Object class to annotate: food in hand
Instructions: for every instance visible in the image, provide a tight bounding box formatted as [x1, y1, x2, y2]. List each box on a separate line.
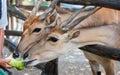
[6, 54, 25, 70]
[8, 58, 25, 70]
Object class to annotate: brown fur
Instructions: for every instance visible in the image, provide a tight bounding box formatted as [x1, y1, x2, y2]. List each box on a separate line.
[74, 8, 120, 29]
[23, 16, 39, 30]
[18, 7, 120, 75]
[47, 7, 120, 75]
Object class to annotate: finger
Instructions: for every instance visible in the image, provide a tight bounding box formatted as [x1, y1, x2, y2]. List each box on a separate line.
[1, 63, 13, 69]
[0, 59, 11, 63]
[0, 62, 13, 69]
[5, 64, 13, 69]
[3, 59, 11, 63]
[0, 63, 7, 69]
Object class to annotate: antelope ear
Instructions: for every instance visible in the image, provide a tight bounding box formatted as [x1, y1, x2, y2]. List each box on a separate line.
[45, 10, 60, 26]
[46, 12, 56, 24]
[68, 30, 80, 40]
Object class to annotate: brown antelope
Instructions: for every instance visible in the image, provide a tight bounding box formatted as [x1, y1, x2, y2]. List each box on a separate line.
[13, 0, 120, 75]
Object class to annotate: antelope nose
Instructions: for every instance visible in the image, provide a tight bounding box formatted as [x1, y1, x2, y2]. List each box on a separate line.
[23, 53, 29, 59]
[23, 51, 29, 59]
[13, 52, 19, 58]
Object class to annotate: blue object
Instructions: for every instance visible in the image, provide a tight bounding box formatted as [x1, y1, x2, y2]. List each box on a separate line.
[0, 68, 8, 75]
[61, 3, 82, 9]
[61, 3, 95, 10]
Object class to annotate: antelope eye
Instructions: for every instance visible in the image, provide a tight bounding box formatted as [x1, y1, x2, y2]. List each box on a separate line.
[48, 37, 58, 42]
[32, 28, 41, 33]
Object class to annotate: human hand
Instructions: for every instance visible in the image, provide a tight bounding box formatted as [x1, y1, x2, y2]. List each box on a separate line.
[0, 58, 13, 69]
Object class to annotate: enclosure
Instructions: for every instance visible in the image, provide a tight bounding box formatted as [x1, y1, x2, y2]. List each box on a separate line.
[2, 0, 120, 75]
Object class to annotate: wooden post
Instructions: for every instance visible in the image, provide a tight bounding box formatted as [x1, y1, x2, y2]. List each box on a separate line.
[59, 0, 120, 10]
[79, 44, 120, 61]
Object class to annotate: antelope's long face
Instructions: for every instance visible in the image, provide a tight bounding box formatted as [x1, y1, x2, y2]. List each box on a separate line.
[15, 4, 99, 66]
[16, 16, 47, 64]
[18, 16, 46, 53]
[18, 28, 80, 66]
[15, 12, 61, 66]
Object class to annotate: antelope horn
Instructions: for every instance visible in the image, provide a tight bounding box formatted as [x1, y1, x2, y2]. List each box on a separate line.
[29, 0, 43, 17]
[39, 0, 59, 20]
[60, 6, 86, 28]
[62, 7, 101, 31]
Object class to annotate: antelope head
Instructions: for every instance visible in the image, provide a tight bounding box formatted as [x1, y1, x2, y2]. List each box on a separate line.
[14, 0, 101, 67]
[13, 0, 61, 65]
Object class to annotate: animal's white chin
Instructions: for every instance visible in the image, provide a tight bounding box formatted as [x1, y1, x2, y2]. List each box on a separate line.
[25, 59, 42, 67]
[28, 60, 40, 66]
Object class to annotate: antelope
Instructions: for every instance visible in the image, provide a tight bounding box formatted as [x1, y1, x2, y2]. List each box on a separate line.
[13, 0, 120, 75]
